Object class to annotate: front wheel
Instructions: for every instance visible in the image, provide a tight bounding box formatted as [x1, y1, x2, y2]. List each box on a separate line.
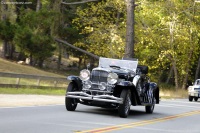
[189, 95, 193, 102]
[65, 82, 78, 111]
[118, 89, 131, 118]
[145, 105, 155, 113]
[194, 97, 198, 102]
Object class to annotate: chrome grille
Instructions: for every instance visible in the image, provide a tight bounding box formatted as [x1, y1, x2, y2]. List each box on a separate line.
[194, 88, 200, 91]
[90, 70, 108, 83]
[91, 84, 99, 90]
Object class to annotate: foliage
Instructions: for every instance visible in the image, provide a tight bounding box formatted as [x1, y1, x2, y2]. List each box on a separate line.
[73, 0, 126, 58]
[1, 0, 200, 89]
[14, 8, 56, 66]
[0, 20, 16, 41]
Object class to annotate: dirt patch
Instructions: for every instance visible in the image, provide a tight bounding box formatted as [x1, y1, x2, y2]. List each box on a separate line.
[0, 94, 64, 107]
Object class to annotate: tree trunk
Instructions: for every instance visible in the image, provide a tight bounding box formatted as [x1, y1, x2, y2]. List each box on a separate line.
[38, 58, 44, 68]
[5, 43, 15, 59]
[57, 43, 62, 70]
[55, 38, 99, 59]
[1, 0, 8, 59]
[165, 65, 173, 84]
[29, 54, 33, 66]
[172, 59, 179, 90]
[2, 40, 8, 58]
[124, 0, 135, 58]
[78, 57, 82, 69]
[36, 0, 41, 12]
[182, 49, 193, 90]
[1, 0, 7, 21]
[195, 56, 200, 80]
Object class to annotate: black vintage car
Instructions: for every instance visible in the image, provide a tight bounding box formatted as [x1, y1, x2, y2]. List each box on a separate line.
[65, 57, 159, 118]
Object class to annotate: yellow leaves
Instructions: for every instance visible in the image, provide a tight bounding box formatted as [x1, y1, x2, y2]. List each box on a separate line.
[84, 26, 94, 33]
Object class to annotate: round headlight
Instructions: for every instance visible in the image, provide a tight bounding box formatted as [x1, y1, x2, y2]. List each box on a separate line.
[107, 73, 118, 84]
[80, 69, 90, 81]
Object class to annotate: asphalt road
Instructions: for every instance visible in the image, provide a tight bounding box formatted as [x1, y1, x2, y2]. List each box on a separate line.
[0, 99, 200, 133]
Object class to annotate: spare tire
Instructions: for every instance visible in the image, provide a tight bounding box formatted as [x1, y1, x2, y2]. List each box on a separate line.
[137, 65, 148, 74]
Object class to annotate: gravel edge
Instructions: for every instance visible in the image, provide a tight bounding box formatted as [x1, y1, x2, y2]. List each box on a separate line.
[0, 94, 64, 107]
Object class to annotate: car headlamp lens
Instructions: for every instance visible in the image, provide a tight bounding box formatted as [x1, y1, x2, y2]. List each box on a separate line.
[80, 69, 90, 81]
[107, 73, 118, 84]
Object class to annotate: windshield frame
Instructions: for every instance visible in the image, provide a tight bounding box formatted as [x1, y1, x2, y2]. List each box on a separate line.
[99, 57, 138, 72]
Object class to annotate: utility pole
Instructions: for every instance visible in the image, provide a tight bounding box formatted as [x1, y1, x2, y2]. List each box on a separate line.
[124, 0, 135, 58]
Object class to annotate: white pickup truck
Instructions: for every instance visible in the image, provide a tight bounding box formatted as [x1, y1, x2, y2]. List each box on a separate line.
[188, 79, 200, 102]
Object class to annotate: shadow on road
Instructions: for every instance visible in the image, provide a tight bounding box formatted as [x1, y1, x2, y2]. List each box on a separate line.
[74, 106, 161, 119]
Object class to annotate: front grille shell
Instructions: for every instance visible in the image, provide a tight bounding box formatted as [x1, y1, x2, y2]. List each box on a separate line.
[90, 70, 109, 83]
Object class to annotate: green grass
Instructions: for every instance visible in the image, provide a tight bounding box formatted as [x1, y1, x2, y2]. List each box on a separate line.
[0, 58, 73, 95]
[0, 58, 66, 77]
[0, 77, 69, 87]
[0, 87, 66, 95]
[160, 89, 188, 99]
[159, 83, 188, 99]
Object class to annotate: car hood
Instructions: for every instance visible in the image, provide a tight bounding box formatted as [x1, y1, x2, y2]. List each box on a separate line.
[92, 67, 132, 78]
[193, 85, 200, 88]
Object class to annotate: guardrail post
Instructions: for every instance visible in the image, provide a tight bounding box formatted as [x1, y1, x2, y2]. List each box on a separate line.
[16, 78, 20, 89]
[37, 79, 41, 86]
[54, 81, 57, 87]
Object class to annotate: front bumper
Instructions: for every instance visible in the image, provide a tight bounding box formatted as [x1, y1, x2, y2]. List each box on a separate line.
[189, 92, 200, 97]
[66, 92, 123, 104]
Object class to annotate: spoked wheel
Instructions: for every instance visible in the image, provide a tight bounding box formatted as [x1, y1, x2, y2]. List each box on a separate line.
[194, 97, 198, 102]
[65, 82, 78, 111]
[189, 95, 193, 102]
[145, 105, 155, 113]
[145, 94, 155, 114]
[118, 89, 131, 118]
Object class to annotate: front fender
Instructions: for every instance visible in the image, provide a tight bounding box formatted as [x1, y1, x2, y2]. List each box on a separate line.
[149, 82, 159, 104]
[117, 81, 134, 86]
[116, 81, 140, 106]
[67, 76, 82, 90]
[132, 75, 140, 87]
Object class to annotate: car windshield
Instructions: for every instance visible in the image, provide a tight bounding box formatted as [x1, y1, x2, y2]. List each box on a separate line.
[99, 57, 138, 72]
[195, 80, 200, 85]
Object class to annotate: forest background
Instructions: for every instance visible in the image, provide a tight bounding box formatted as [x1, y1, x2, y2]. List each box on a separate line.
[0, 0, 200, 91]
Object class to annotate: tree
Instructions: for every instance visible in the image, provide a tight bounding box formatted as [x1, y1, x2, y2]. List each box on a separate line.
[14, 8, 56, 67]
[1, 0, 7, 58]
[0, 20, 16, 59]
[124, 0, 135, 58]
[73, 0, 126, 58]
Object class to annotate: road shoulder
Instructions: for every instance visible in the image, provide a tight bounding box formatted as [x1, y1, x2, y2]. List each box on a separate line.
[0, 94, 64, 107]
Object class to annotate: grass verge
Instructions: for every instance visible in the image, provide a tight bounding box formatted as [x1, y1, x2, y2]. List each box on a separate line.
[160, 89, 188, 99]
[159, 83, 188, 99]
